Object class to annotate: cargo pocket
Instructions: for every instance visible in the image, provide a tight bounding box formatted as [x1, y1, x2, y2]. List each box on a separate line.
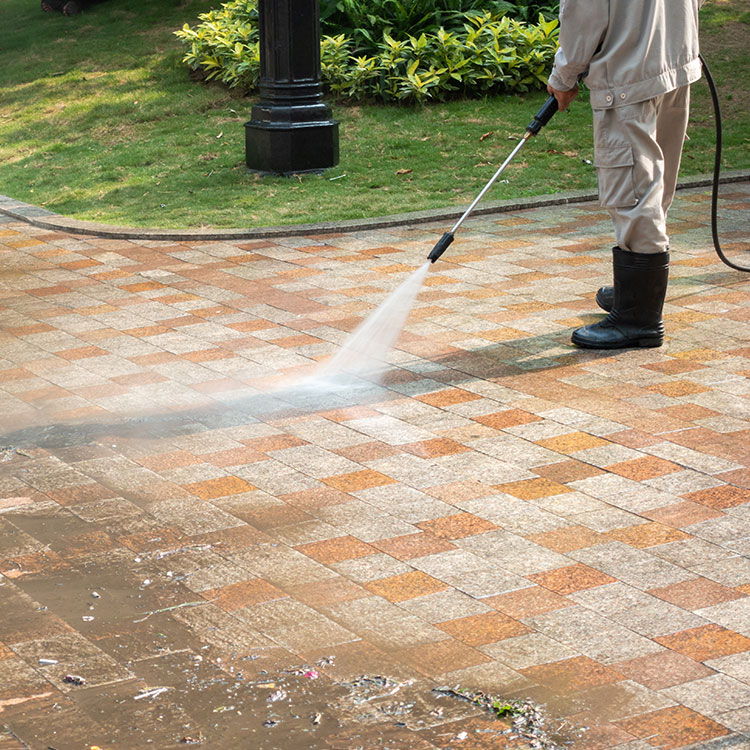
[594, 143, 638, 209]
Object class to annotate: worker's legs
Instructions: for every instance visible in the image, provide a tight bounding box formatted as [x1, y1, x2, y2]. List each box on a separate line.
[596, 97, 665, 253]
[657, 85, 691, 216]
[594, 84, 690, 253]
[574, 89, 689, 348]
[593, 86, 691, 313]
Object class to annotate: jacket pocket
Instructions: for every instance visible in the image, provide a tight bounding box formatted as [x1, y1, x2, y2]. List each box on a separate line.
[594, 143, 638, 208]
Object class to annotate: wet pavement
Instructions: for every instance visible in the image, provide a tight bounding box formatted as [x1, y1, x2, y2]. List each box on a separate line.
[1, 183, 749, 750]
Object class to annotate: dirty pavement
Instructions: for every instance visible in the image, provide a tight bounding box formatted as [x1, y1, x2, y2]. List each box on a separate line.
[1, 184, 749, 749]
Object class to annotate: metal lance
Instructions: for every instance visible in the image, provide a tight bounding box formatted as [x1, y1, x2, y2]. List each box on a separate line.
[428, 95, 559, 263]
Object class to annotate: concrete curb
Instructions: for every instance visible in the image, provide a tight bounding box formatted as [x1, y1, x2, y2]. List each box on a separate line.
[1, 169, 748, 242]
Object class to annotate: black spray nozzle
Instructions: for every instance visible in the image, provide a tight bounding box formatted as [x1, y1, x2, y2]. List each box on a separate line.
[428, 232, 454, 263]
[526, 94, 559, 136]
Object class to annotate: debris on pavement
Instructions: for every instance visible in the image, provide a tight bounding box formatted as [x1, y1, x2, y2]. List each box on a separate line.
[284, 665, 319, 679]
[134, 687, 170, 701]
[133, 599, 214, 623]
[154, 543, 213, 560]
[0, 446, 33, 461]
[433, 686, 564, 750]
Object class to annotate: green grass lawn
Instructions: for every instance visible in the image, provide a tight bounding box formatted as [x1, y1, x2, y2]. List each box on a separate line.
[1, 0, 748, 229]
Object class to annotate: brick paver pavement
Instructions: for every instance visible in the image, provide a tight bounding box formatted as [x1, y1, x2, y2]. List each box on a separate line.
[0, 184, 749, 749]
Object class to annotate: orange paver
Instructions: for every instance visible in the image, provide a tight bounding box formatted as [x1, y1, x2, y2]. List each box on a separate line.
[296, 535, 376, 564]
[184, 476, 257, 499]
[202, 578, 287, 611]
[520, 656, 624, 693]
[322, 469, 396, 491]
[495, 477, 572, 500]
[606, 522, 691, 548]
[437, 611, 531, 645]
[536, 431, 611, 454]
[416, 513, 498, 540]
[528, 563, 618, 595]
[365, 570, 449, 602]
[615, 706, 730, 750]
[656, 624, 750, 662]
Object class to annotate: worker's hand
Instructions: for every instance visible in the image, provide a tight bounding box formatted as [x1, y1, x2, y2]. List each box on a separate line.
[547, 83, 579, 112]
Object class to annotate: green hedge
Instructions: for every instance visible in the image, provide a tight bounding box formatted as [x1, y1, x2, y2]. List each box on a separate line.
[319, 0, 560, 49]
[174, 0, 559, 103]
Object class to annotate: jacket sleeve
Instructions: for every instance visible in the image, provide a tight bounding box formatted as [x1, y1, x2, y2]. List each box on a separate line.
[548, 0, 609, 91]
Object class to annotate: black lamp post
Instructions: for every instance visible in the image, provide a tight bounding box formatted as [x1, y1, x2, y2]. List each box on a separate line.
[245, 0, 339, 174]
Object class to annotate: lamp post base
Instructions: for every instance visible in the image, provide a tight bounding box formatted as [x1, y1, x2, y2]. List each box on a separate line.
[246, 0, 339, 175]
[245, 106, 339, 175]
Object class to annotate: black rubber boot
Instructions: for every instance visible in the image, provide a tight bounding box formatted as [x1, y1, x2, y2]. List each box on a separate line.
[595, 285, 613, 312]
[595, 243, 669, 312]
[572, 247, 669, 349]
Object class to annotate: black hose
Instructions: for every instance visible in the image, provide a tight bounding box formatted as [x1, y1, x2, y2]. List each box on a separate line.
[699, 54, 750, 272]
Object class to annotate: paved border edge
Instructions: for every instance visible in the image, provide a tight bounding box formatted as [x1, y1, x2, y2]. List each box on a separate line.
[1, 169, 748, 242]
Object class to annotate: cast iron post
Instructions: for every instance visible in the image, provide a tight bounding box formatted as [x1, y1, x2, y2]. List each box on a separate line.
[245, 0, 339, 174]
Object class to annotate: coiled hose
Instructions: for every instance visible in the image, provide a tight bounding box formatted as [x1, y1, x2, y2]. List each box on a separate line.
[700, 54, 750, 272]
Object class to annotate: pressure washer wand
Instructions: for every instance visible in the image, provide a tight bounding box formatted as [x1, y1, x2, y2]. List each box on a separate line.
[428, 94, 559, 263]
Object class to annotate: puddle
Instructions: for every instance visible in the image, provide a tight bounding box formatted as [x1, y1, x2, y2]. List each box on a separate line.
[0, 532, 578, 748]
[1, 614, 578, 748]
[46, 662, 574, 749]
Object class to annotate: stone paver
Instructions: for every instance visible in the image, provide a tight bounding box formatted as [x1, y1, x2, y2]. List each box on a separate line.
[0, 184, 749, 748]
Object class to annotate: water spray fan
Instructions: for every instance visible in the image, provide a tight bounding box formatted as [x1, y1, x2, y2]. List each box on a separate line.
[428, 94, 559, 263]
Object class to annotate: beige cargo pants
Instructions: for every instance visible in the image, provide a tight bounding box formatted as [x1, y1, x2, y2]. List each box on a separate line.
[593, 85, 691, 254]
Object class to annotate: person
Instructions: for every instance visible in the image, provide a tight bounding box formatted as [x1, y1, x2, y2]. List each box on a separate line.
[547, 0, 703, 349]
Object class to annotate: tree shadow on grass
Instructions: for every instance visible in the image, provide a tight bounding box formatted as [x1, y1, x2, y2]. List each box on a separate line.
[6, 0, 214, 86]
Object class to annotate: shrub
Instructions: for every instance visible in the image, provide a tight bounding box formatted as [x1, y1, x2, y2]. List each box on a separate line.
[491, 0, 560, 23]
[175, 0, 559, 103]
[319, 0, 559, 48]
[175, 0, 260, 90]
[319, 0, 557, 51]
[321, 13, 559, 103]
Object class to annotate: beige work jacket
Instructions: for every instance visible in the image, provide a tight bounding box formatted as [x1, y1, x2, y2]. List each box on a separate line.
[548, 0, 702, 109]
